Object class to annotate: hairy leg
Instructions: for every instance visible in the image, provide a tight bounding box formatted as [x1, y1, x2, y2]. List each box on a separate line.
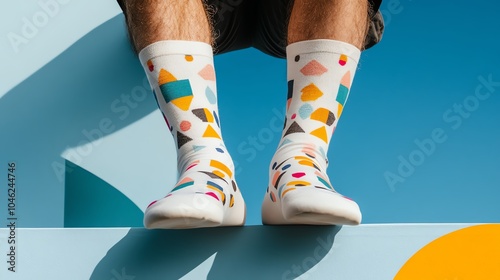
[288, 0, 369, 48]
[124, 0, 213, 52]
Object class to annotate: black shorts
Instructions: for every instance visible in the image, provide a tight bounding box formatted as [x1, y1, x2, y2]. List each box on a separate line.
[117, 0, 384, 58]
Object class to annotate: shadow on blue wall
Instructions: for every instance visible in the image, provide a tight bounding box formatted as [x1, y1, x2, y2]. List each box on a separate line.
[1, 14, 155, 151]
[91, 225, 341, 280]
[0, 15, 157, 226]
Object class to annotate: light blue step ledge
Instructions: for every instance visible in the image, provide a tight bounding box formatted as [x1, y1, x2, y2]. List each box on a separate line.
[0, 224, 479, 279]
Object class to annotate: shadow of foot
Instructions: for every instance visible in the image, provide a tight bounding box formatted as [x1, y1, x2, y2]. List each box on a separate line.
[91, 225, 341, 280]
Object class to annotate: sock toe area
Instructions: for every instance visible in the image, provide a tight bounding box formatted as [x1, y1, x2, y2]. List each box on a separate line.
[144, 193, 224, 229]
[281, 189, 362, 225]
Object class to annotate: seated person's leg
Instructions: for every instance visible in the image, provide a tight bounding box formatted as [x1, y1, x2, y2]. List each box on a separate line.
[123, 0, 246, 229]
[251, 0, 383, 58]
[262, 0, 376, 225]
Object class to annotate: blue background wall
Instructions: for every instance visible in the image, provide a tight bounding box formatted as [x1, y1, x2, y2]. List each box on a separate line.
[1, 0, 499, 227]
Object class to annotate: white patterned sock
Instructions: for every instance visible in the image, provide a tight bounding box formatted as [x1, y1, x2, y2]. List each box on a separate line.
[139, 41, 245, 229]
[262, 39, 362, 225]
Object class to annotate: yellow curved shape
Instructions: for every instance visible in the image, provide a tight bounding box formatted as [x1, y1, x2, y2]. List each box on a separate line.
[286, 180, 310, 186]
[395, 224, 500, 280]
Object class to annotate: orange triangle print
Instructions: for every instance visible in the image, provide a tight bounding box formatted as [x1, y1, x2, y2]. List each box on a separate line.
[203, 125, 221, 139]
[310, 127, 328, 143]
[171, 96, 193, 111]
[204, 108, 214, 123]
[158, 69, 177, 85]
[337, 104, 344, 118]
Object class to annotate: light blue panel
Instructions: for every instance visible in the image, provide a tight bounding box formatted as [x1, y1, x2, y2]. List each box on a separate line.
[0, 224, 480, 279]
[0, 0, 121, 95]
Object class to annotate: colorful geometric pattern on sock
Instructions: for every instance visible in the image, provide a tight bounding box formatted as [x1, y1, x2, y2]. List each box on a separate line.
[147, 157, 240, 210]
[265, 143, 354, 205]
[139, 42, 242, 216]
[275, 54, 355, 172]
[152, 65, 221, 145]
[283, 66, 352, 147]
[263, 40, 361, 225]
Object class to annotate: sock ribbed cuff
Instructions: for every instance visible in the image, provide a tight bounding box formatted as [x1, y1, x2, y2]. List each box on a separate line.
[138, 40, 213, 65]
[286, 39, 361, 64]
